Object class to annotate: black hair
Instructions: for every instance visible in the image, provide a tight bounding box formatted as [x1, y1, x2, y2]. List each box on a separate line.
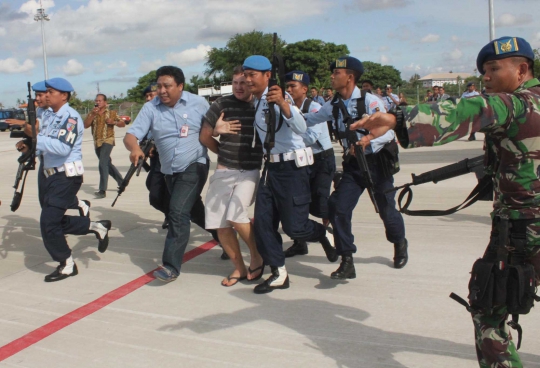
[361, 80, 374, 87]
[345, 69, 362, 84]
[156, 65, 185, 85]
[96, 93, 107, 101]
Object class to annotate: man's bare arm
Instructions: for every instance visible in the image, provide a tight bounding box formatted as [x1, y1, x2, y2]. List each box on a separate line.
[199, 121, 219, 154]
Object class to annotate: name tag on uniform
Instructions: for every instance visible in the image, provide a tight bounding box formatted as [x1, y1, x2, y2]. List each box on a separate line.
[180, 125, 189, 137]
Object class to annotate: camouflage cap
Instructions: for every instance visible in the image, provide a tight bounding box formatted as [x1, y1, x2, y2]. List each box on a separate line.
[476, 36, 534, 75]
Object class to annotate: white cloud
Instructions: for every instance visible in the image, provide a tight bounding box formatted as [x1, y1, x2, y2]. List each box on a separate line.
[0, 58, 35, 73]
[139, 44, 211, 72]
[62, 59, 85, 76]
[352, 0, 412, 12]
[496, 13, 533, 27]
[0, 27, 6, 36]
[421, 34, 440, 43]
[378, 46, 388, 51]
[451, 35, 459, 42]
[8, 0, 327, 59]
[107, 60, 128, 69]
[380, 55, 390, 64]
[532, 31, 540, 48]
[450, 49, 463, 60]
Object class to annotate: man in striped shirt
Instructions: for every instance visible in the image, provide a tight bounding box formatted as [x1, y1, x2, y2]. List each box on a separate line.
[200, 66, 264, 287]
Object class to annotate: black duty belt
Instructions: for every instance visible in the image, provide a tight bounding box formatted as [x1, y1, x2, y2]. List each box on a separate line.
[314, 148, 334, 161]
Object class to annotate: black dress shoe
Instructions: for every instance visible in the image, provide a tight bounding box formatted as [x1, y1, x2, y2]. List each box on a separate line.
[393, 238, 408, 269]
[94, 190, 106, 199]
[91, 220, 112, 253]
[254, 267, 289, 294]
[44, 263, 78, 282]
[284, 240, 308, 258]
[320, 236, 338, 262]
[331, 256, 356, 279]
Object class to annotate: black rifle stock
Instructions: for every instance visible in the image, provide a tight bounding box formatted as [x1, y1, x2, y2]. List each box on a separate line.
[335, 98, 379, 213]
[111, 138, 154, 207]
[11, 82, 37, 212]
[388, 155, 484, 193]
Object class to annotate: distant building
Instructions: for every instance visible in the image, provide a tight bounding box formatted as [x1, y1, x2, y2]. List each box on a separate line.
[198, 81, 233, 102]
[419, 72, 472, 88]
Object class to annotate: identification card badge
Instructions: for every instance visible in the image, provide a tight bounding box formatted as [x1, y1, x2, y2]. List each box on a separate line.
[305, 147, 314, 165]
[74, 160, 84, 175]
[180, 125, 189, 137]
[64, 162, 77, 177]
[294, 148, 308, 167]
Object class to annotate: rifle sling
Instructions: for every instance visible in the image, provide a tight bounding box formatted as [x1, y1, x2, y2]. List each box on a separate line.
[397, 174, 493, 216]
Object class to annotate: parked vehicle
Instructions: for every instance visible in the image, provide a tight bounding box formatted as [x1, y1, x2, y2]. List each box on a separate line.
[0, 109, 26, 132]
[119, 115, 131, 124]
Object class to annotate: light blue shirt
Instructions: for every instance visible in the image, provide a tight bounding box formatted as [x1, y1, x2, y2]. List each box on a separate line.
[383, 93, 399, 111]
[253, 87, 307, 154]
[312, 95, 326, 105]
[36, 102, 84, 168]
[305, 86, 395, 154]
[461, 90, 480, 98]
[128, 91, 209, 175]
[299, 98, 332, 154]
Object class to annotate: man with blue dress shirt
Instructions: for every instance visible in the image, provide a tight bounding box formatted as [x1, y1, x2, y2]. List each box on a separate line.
[462, 82, 481, 141]
[304, 57, 408, 280]
[33, 78, 111, 282]
[383, 84, 399, 111]
[125, 65, 212, 283]
[283, 70, 337, 259]
[242, 56, 336, 294]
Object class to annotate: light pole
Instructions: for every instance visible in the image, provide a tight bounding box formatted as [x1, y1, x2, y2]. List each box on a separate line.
[488, 0, 495, 41]
[34, 6, 50, 80]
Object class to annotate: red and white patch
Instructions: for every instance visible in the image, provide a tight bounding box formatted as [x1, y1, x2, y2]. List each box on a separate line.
[310, 108, 318, 113]
[369, 101, 379, 109]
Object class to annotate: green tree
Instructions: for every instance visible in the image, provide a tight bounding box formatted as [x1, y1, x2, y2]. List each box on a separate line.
[361, 62, 402, 89]
[205, 31, 286, 79]
[69, 91, 84, 110]
[127, 70, 157, 103]
[281, 39, 349, 83]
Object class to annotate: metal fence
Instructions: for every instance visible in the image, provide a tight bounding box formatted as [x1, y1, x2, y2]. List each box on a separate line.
[75, 103, 145, 121]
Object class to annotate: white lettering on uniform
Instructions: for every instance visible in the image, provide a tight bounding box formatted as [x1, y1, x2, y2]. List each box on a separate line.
[58, 129, 66, 137]
[66, 131, 77, 144]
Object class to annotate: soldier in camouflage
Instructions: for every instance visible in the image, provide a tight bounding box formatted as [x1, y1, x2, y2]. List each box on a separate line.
[353, 36, 540, 367]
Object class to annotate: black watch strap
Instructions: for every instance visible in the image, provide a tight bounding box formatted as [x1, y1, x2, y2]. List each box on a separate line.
[391, 108, 409, 148]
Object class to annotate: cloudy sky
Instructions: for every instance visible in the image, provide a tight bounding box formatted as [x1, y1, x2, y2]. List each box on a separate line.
[0, 0, 538, 107]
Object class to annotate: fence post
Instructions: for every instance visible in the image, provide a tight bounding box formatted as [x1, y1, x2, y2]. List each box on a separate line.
[416, 85, 419, 104]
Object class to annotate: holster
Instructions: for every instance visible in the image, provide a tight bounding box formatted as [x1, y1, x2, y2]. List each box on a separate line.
[377, 140, 400, 178]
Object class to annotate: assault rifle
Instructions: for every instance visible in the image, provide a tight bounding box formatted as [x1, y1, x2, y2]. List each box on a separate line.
[388, 155, 492, 216]
[333, 97, 379, 213]
[111, 137, 154, 207]
[11, 82, 37, 212]
[263, 32, 285, 153]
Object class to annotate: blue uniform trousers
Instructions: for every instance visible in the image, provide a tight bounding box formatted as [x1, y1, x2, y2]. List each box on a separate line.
[40, 172, 91, 262]
[38, 160, 79, 210]
[328, 158, 405, 256]
[308, 153, 336, 219]
[254, 161, 326, 267]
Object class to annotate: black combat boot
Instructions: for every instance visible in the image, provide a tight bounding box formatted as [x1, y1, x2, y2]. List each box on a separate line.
[330, 256, 355, 279]
[284, 240, 308, 258]
[254, 266, 289, 294]
[393, 238, 408, 269]
[319, 236, 338, 262]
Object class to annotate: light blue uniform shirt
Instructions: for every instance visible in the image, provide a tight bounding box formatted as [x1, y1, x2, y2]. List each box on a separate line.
[312, 95, 325, 106]
[383, 93, 399, 111]
[36, 103, 84, 168]
[299, 98, 332, 154]
[305, 87, 395, 155]
[253, 87, 307, 155]
[461, 90, 480, 98]
[128, 91, 209, 175]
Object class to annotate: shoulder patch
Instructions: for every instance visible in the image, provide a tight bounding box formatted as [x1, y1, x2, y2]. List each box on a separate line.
[369, 101, 378, 109]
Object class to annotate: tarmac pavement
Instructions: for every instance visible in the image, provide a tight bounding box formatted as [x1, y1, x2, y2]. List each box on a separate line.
[0, 130, 539, 368]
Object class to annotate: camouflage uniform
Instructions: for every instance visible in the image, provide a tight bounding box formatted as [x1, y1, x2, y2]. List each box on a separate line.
[397, 78, 540, 367]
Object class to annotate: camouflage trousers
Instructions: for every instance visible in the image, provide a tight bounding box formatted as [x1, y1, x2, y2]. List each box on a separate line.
[471, 220, 540, 368]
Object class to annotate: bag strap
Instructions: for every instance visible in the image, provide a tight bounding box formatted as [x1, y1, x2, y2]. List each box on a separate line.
[397, 174, 493, 216]
[301, 98, 313, 114]
[507, 315, 523, 350]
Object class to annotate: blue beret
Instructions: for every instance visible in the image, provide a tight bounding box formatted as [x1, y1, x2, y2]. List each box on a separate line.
[330, 56, 364, 74]
[476, 36, 534, 75]
[243, 55, 272, 71]
[285, 70, 310, 86]
[45, 78, 74, 92]
[143, 83, 158, 96]
[32, 81, 47, 92]
[466, 82, 475, 87]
